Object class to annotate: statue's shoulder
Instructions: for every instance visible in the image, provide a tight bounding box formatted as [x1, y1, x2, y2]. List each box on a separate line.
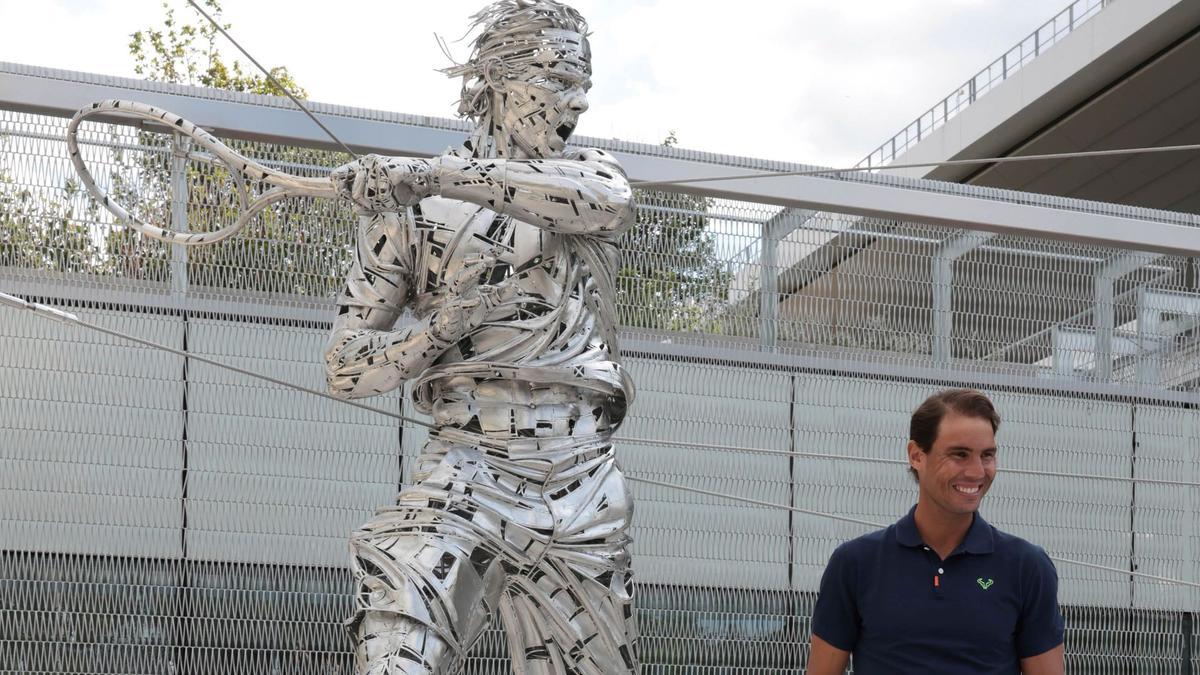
[563, 147, 626, 176]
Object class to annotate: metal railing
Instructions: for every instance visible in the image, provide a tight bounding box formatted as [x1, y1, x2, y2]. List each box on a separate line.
[858, 0, 1112, 168]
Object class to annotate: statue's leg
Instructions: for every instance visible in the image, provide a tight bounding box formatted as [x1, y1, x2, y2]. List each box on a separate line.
[351, 611, 456, 675]
[500, 450, 638, 675]
[347, 447, 510, 675]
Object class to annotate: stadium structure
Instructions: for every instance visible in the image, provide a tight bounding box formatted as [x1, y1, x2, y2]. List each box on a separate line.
[3, 0, 1200, 672]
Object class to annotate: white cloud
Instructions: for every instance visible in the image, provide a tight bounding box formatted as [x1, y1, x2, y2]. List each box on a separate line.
[1, 0, 1068, 166]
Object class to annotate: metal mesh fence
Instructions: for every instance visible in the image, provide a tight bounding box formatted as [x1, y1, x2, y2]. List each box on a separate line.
[4, 98, 1200, 673]
[6, 109, 1200, 394]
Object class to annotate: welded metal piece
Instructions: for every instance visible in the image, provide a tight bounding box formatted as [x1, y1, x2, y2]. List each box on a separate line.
[323, 2, 638, 672]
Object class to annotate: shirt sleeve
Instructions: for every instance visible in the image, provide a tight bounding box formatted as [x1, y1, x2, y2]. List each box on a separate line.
[1015, 546, 1065, 658]
[812, 543, 860, 652]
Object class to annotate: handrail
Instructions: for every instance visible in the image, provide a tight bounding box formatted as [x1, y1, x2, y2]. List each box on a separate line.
[858, 0, 1112, 169]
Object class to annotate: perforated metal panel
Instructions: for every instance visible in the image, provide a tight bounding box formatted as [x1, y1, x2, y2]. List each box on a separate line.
[622, 356, 792, 589]
[185, 318, 400, 566]
[0, 307, 184, 559]
[1132, 404, 1200, 612]
[791, 374, 926, 591]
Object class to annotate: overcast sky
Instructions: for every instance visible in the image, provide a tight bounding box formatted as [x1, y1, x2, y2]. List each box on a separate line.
[2, 0, 1065, 166]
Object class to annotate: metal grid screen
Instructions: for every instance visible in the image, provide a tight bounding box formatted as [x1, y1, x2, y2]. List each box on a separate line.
[4, 99, 1200, 675]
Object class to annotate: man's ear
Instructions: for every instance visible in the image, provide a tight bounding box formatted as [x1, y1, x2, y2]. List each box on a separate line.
[483, 61, 508, 94]
[907, 440, 925, 476]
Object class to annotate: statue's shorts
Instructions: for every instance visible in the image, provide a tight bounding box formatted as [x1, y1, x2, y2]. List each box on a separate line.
[347, 429, 638, 674]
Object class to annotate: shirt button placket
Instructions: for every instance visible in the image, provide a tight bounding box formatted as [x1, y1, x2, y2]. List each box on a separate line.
[924, 547, 944, 597]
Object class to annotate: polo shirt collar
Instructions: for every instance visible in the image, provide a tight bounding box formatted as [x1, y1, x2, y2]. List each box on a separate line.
[895, 505, 995, 554]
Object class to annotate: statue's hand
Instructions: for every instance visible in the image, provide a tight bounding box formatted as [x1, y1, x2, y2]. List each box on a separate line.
[331, 154, 435, 212]
[429, 282, 519, 344]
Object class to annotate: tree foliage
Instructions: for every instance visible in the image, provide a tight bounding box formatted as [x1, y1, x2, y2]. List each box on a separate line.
[129, 0, 306, 97]
[0, 170, 102, 274]
[2, 0, 331, 293]
[123, 0, 350, 297]
[618, 131, 731, 333]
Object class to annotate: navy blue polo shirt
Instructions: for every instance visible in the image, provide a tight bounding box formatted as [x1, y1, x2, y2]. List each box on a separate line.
[812, 507, 1064, 674]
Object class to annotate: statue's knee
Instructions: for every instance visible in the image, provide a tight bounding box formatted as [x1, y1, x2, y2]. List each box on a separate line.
[352, 610, 455, 675]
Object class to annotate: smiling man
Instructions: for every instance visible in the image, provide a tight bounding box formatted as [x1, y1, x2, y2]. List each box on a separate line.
[808, 389, 1065, 675]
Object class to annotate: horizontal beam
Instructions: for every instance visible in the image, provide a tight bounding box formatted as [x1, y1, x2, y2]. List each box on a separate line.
[622, 153, 1200, 257]
[0, 69, 466, 157]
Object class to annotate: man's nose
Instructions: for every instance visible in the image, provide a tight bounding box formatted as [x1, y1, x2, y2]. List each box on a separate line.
[568, 90, 589, 113]
[964, 455, 986, 479]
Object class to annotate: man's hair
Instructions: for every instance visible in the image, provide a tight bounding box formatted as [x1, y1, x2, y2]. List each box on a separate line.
[908, 388, 1000, 479]
[444, 0, 591, 121]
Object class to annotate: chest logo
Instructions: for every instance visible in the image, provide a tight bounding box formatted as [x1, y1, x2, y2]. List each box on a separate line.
[977, 577, 994, 590]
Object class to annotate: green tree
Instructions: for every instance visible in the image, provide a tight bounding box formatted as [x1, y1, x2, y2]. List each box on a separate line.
[618, 131, 732, 333]
[0, 167, 102, 274]
[129, 0, 306, 97]
[121, 0, 352, 297]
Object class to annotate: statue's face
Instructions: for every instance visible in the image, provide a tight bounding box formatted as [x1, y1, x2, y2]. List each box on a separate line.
[498, 67, 591, 158]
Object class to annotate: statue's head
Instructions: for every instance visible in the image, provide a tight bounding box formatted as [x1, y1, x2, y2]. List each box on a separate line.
[446, 0, 591, 157]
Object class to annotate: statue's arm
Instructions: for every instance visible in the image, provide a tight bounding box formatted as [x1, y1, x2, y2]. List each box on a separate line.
[435, 148, 635, 236]
[324, 212, 455, 400]
[333, 150, 635, 237]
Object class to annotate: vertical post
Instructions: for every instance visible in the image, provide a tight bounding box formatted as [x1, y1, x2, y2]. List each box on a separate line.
[1069, 4, 1075, 31]
[932, 254, 953, 366]
[787, 375, 797, 590]
[1095, 253, 1161, 382]
[759, 223, 780, 349]
[969, 78, 977, 103]
[1093, 272, 1114, 381]
[1184, 612, 1194, 675]
[1135, 288, 1161, 386]
[933, 232, 992, 366]
[169, 133, 191, 297]
[1002, 53, 1008, 79]
[1035, 28, 1041, 57]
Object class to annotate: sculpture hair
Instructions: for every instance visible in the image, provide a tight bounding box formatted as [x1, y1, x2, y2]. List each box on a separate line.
[442, 0, 591, 122]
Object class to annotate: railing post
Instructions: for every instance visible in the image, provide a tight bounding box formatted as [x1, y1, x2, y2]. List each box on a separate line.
[759, 222, 780, 349]
[1094, 253, 1159, 382]
[755, 209, 816, 349]
[169, 133, 190, 298]
[933, 231, 992, 366]
[1093, 273, 1114, 381]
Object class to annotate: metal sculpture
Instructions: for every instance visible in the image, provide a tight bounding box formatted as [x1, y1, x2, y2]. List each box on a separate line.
[323, 1, 638, 673]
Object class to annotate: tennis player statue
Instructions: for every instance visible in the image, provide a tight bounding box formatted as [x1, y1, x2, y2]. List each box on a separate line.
[323, 1, 638, 673]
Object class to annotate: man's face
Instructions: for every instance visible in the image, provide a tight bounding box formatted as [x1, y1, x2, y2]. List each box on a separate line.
[908, 411, 997, 516]
[498, 67, 591, 158]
